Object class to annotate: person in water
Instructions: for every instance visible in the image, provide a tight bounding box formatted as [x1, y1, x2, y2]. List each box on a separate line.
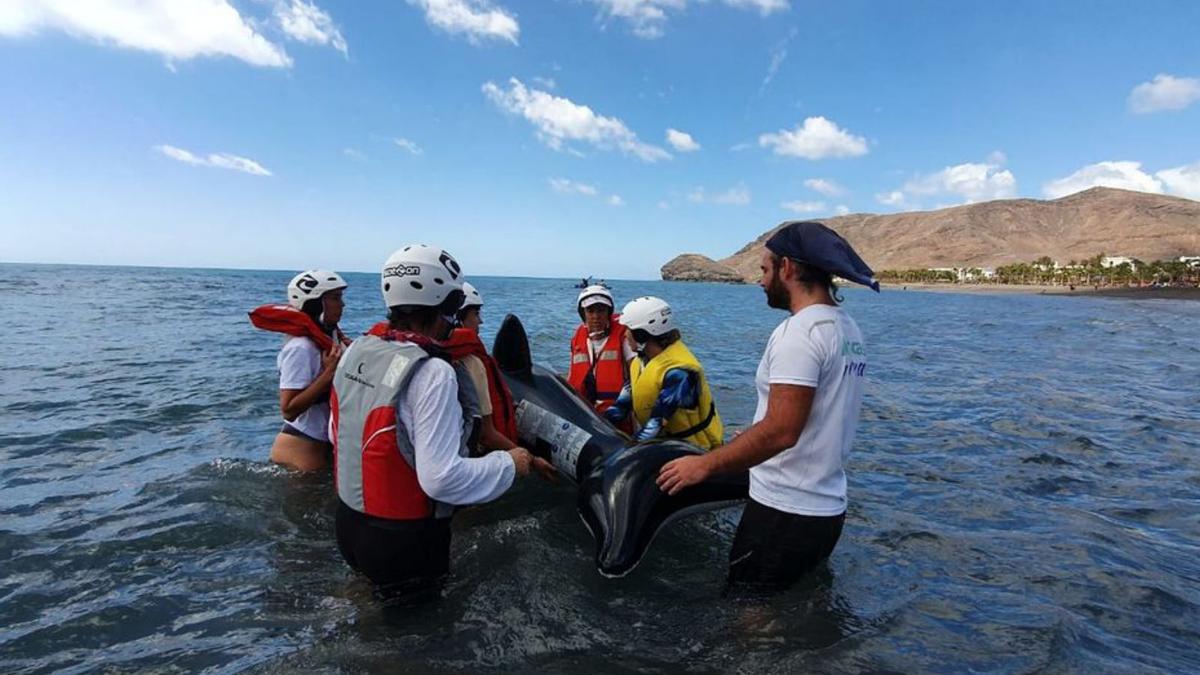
[270, 269, 348, 472]
[658, 221, 878, 589]
[567, 285, 634, 420]
[331, 244, 553, 598]
[443, 281, 521, 453]
[603, 296, 724, 450]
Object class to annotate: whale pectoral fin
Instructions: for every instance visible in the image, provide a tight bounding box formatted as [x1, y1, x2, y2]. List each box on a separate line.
[493, 314, 533, 381]
[580, 441, 749, 578]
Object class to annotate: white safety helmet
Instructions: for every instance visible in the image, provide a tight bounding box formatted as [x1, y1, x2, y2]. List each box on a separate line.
[460, 281, 483, 311]
[287, 269, 347, 310]
[619, 296, 675, 336]
[577, 284, 614, 319]
[380, 244, 465, 310]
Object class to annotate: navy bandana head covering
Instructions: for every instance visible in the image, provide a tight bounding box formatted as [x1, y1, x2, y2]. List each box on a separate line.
[765, 221, 880, 292]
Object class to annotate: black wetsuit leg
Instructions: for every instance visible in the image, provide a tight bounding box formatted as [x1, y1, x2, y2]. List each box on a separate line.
[727, 499, 844, 589]
[335, 501, 452, 598]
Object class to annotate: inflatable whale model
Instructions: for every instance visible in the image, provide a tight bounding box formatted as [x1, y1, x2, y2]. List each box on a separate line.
[491, 314, 749, 577]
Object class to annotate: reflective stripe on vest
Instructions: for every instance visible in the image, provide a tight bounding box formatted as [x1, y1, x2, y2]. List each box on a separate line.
[628, 340, 725, 451]
[332, 335, 471, 520]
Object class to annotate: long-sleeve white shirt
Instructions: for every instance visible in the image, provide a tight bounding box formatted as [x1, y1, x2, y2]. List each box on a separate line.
[397, 358, 515, 505]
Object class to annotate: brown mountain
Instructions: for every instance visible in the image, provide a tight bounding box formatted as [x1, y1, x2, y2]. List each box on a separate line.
[661, 187, 1200, 282]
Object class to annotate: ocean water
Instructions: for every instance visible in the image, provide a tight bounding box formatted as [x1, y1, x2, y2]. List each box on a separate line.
[2, 263, 1199, 673]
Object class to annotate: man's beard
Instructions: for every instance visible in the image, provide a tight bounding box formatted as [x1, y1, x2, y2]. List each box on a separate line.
[765, 270, 791, 310]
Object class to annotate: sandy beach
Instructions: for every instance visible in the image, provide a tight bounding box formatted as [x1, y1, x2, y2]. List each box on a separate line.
[890, 283, 1200, 301]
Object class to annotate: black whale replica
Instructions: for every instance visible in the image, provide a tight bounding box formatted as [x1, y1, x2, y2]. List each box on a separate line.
[491, 314, 749, 577]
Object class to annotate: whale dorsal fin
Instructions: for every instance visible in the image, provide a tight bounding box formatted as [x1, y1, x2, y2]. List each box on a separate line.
[493, 314, 534, 381]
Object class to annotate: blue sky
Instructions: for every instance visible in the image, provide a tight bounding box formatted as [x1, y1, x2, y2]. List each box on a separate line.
[1, 0, 1198, 279]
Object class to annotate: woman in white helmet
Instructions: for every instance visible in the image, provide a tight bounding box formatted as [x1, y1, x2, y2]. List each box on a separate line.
[331, 245, 552, 598]
[604, 296, 724, 450]
[269, 269, 348, 472]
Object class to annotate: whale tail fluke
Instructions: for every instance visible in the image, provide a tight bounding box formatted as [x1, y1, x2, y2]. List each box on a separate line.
[493, 314, 534, 382]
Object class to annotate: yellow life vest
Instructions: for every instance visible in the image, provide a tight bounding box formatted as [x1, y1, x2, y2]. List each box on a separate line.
[629, 340, 723, 450]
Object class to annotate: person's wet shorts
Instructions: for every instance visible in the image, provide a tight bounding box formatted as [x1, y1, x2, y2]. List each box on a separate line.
[279, 423, 322, 443]
[335, 500, 451, 602]
[727, 499, 845, 589]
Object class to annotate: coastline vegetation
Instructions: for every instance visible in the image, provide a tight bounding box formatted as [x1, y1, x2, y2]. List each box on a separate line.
[879, 254, 1200, 288]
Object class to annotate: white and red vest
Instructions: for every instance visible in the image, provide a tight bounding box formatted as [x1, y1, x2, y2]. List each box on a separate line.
[331, 335, 477, 520]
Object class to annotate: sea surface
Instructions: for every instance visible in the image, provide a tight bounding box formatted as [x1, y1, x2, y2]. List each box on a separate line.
[2, 263, 1199, 673]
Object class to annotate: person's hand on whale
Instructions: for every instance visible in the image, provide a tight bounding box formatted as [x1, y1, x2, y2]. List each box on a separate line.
[507, 447, 558, 483]
[507, 447, 534, 476]
[530, 456, 558, 483]
[657, 454, 714, 496]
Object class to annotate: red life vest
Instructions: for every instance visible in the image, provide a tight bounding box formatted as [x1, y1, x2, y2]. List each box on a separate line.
[249, 303, 350, 351]
[331, 332, 463, 521]
[567, 319, 629, 414]
[442, 328, 518, 443]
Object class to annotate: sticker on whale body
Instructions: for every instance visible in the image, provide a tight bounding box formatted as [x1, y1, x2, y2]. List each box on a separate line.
[515, 400, 590, 477]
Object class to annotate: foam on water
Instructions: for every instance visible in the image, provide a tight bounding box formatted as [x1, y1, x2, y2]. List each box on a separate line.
[2, 264, 1199, 672]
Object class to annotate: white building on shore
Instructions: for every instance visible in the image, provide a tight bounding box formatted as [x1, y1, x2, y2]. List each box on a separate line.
[1101, 255, 1137, 268]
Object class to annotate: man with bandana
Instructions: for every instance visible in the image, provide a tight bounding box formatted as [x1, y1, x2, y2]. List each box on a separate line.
[657, 221, 878, 589]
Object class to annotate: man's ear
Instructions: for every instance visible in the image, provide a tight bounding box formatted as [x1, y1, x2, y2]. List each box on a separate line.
[778, 255, 793, 281]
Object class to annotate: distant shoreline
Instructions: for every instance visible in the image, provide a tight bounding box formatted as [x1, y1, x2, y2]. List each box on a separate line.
[892, 283, 1200, 301]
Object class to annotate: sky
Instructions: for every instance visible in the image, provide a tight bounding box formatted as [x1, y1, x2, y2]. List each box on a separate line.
[1, 0, 1198, 279]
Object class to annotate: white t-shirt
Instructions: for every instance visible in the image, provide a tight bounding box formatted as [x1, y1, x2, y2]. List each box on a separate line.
[398, 358, 515, 505]
[749, 305, 867, 516]
[277, 336, 330, 442]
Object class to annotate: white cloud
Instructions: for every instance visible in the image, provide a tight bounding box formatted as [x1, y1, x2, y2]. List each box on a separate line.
[1042, 161, 1163, 199]
[590, 0, 787, 39]
[0, 0, 292, 67]
[549, 177, 624, 205]
[1129, 74, 1200, 114]
[343, 147, 365, 160]
[897, 161, 1017, 204]
[804, 177, 845, 197]
[531, 75, 557, 90]
[689, 184, 750, 205]
[834, 204, 850, 215]
[156, 144, 271, 176]
[725, 0, 789, 12]
[780, 200, 825, 214]
[549, 177, 598, 196]
[760, 27, 796, 93]
[408, 0, 519, 45]
[875, 190, 910, 208]
[1156, 161, 1200, 200]
[758, 116, 868, 160]
[392, 137, 423, 155]
[665, 128, 700, 152]
[275, 0, 346, 56]
[483, 77, 670, 162]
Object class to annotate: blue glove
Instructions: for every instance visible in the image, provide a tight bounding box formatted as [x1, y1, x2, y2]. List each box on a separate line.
[635, 417, 664, 442]
[604, 405, 626, 424]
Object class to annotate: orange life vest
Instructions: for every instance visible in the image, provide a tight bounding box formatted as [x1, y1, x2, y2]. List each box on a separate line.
[567, 319, 628, 414]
